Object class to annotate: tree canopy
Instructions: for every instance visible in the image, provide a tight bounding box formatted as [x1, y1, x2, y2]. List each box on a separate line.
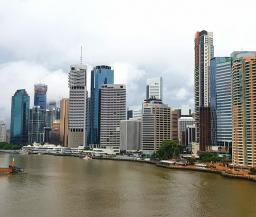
[0, 142, 21, 150]
[199, 152, 221, 162]
[154, 140, 182, 160]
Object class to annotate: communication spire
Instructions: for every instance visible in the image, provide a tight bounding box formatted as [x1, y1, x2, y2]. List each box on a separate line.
[80, 45, 83, 64]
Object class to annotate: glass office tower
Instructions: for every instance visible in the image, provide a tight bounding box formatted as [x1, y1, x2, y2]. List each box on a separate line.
[210, 57, 232, 149]
[10, 89, 30, 145]
[89, 65, 114, 146]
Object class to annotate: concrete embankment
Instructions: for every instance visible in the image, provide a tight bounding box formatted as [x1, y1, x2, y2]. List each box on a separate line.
[92, 156, 157, 165]
[156, 163, 221, 174]
[221, 172, 256, 182]
[0, 150, 20, 154]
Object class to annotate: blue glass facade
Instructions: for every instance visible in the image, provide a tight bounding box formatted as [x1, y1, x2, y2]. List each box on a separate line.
[210, 57, 232, 147]
[89, 65, 114, 145]
[10, 89, 30, 145]
[34, 84, 47, 109]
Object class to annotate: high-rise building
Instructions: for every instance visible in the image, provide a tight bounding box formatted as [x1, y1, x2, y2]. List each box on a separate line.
[68, 64, 87, 147]
[10, 89, 30, 145]
[120, 118, 141, 151]
[6, 129, 10, 144]
[146, 77, 163, 100]
[178, 117, 195, 147]
[0, 121, 7, 142]
[194, 30, 214, 151]
[141, 99, 171, 154]
[34, 84, 48, 109]
[60, 98, 69, 147]
[28, 106, 46, 144]
[210, 57, 232, 149]
[89, 65, 114, 146]
[170, 108, 181, 142]
[45, 102, 60, 128]
[49, 120, 61, 145]
[232, 52, 256, 167]
[127, 105, 142, 119]
[99, 84, 126, 151]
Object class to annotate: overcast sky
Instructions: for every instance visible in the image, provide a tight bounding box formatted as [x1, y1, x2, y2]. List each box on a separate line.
[1, 0, 256, 126]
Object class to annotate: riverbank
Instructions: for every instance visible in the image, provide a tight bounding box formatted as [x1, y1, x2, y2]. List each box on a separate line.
[4, 151, 256, 183]
[0, 150, 20, 154]
[92, 156, 256, 183]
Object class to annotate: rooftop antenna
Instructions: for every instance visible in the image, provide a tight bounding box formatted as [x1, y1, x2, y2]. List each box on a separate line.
[80, 45, 83, 64]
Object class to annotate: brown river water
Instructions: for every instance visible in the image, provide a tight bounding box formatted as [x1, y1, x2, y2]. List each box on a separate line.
[0, 153, 255, 217]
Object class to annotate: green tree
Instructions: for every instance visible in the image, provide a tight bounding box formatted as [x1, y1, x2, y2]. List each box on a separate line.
[0, 142, 22, 150]
[199, 152, 221, 163]
[154, 140, 182, 160]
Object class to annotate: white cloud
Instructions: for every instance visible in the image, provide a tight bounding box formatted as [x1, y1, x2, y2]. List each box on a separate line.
[0, 61, 68, 125]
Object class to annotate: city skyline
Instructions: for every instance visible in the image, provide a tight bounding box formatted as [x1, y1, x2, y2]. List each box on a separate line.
[1, 0, 256, 124]
[1, 1, 256, 216]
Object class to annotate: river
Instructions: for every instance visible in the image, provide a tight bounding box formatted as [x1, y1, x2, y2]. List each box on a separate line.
[0, 153, 255, 217]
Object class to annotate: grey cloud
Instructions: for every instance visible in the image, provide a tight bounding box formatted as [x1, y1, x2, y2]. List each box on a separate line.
[1, 0, 256, 126]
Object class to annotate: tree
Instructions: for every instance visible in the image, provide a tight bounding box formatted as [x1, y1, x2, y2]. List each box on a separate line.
[199, 152, 221, 163]
[0, 142, 22, 150]
[154, 140, 182, 160]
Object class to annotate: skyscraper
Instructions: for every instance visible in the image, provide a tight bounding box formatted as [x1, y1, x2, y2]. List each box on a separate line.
[142, 98, 171, 154]
[99, 84, 126, 151]
[60, 98, 69, 147]
[10, 89, 30, 145]
[194, 30, 214, 151]
[232, 52, 256, 167]
[146, 77, 163, 100]
[210, 57, 232, 149]
[0, 121, 7, 142]
[89, 65, 114, 146]
[28, 106, 46, 144]
[34, 84, 48, 109]
[68, 64, 87, 147]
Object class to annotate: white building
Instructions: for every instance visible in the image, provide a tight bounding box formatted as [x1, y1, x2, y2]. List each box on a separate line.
[68, 64, 87, 147]
[0, 121, 7, 142]
[146, 77, 163, 100]
[128, 105, 142, 119]
[100, 84, 126, 150]
[120, 118, 141, 151]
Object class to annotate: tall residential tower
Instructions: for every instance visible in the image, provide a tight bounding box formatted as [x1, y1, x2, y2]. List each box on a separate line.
[232, 52, 256, 167]
[194, 30, 214, 151]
